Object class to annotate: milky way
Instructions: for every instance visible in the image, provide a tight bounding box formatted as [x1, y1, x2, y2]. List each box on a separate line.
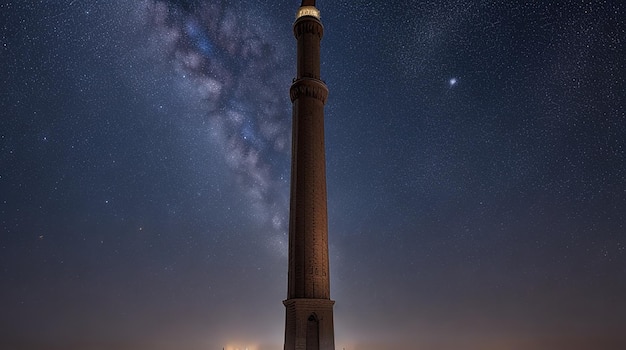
[141, 0, 293, 254]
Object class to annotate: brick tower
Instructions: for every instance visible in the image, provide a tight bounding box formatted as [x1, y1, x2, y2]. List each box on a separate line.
[283, 1, 335, 350]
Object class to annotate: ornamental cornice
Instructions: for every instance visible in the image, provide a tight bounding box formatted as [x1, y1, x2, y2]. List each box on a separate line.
[290, 78, 328, 104]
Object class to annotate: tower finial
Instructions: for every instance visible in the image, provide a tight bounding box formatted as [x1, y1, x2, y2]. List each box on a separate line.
[296, 1, 320, 19]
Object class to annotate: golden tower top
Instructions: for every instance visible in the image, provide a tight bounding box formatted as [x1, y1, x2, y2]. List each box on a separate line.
[297, 0, 320, 19]
[296, 6, 320, 19]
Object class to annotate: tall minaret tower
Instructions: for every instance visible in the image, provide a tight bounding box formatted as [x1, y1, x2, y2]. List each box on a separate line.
[284, 1, 335, 350]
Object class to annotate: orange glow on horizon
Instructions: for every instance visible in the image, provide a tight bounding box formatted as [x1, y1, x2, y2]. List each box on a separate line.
[224, 344, 259, 350]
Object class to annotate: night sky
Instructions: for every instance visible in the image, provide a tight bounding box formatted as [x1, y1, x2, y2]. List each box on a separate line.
[1, 1, 625, 349]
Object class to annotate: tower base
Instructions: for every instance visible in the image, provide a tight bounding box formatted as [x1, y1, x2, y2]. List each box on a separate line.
[283, 298, 335, 350]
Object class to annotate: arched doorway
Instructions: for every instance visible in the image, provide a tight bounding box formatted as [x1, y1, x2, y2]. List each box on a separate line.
[306, 314, 319, 349]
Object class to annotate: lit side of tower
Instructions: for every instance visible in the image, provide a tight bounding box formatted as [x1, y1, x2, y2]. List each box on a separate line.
[283, 1, 335, 350]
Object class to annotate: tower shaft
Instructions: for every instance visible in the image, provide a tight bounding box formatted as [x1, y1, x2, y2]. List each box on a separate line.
[284, 2, 335, 350]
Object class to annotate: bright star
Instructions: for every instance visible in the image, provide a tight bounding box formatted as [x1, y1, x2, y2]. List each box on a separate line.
[449, 77, 458, 86]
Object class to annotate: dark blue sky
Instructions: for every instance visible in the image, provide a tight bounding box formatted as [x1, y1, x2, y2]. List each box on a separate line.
[1, 1, 625, 349]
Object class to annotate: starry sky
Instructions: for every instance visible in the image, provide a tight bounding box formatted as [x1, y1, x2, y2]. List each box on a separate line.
[1, 1, 625, 349]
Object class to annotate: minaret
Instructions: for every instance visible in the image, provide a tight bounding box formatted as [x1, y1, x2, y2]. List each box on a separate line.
[283, 1, 335, 350]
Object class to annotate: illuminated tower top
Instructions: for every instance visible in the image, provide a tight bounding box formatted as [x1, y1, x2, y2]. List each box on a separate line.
[296, 6, 320, 19]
